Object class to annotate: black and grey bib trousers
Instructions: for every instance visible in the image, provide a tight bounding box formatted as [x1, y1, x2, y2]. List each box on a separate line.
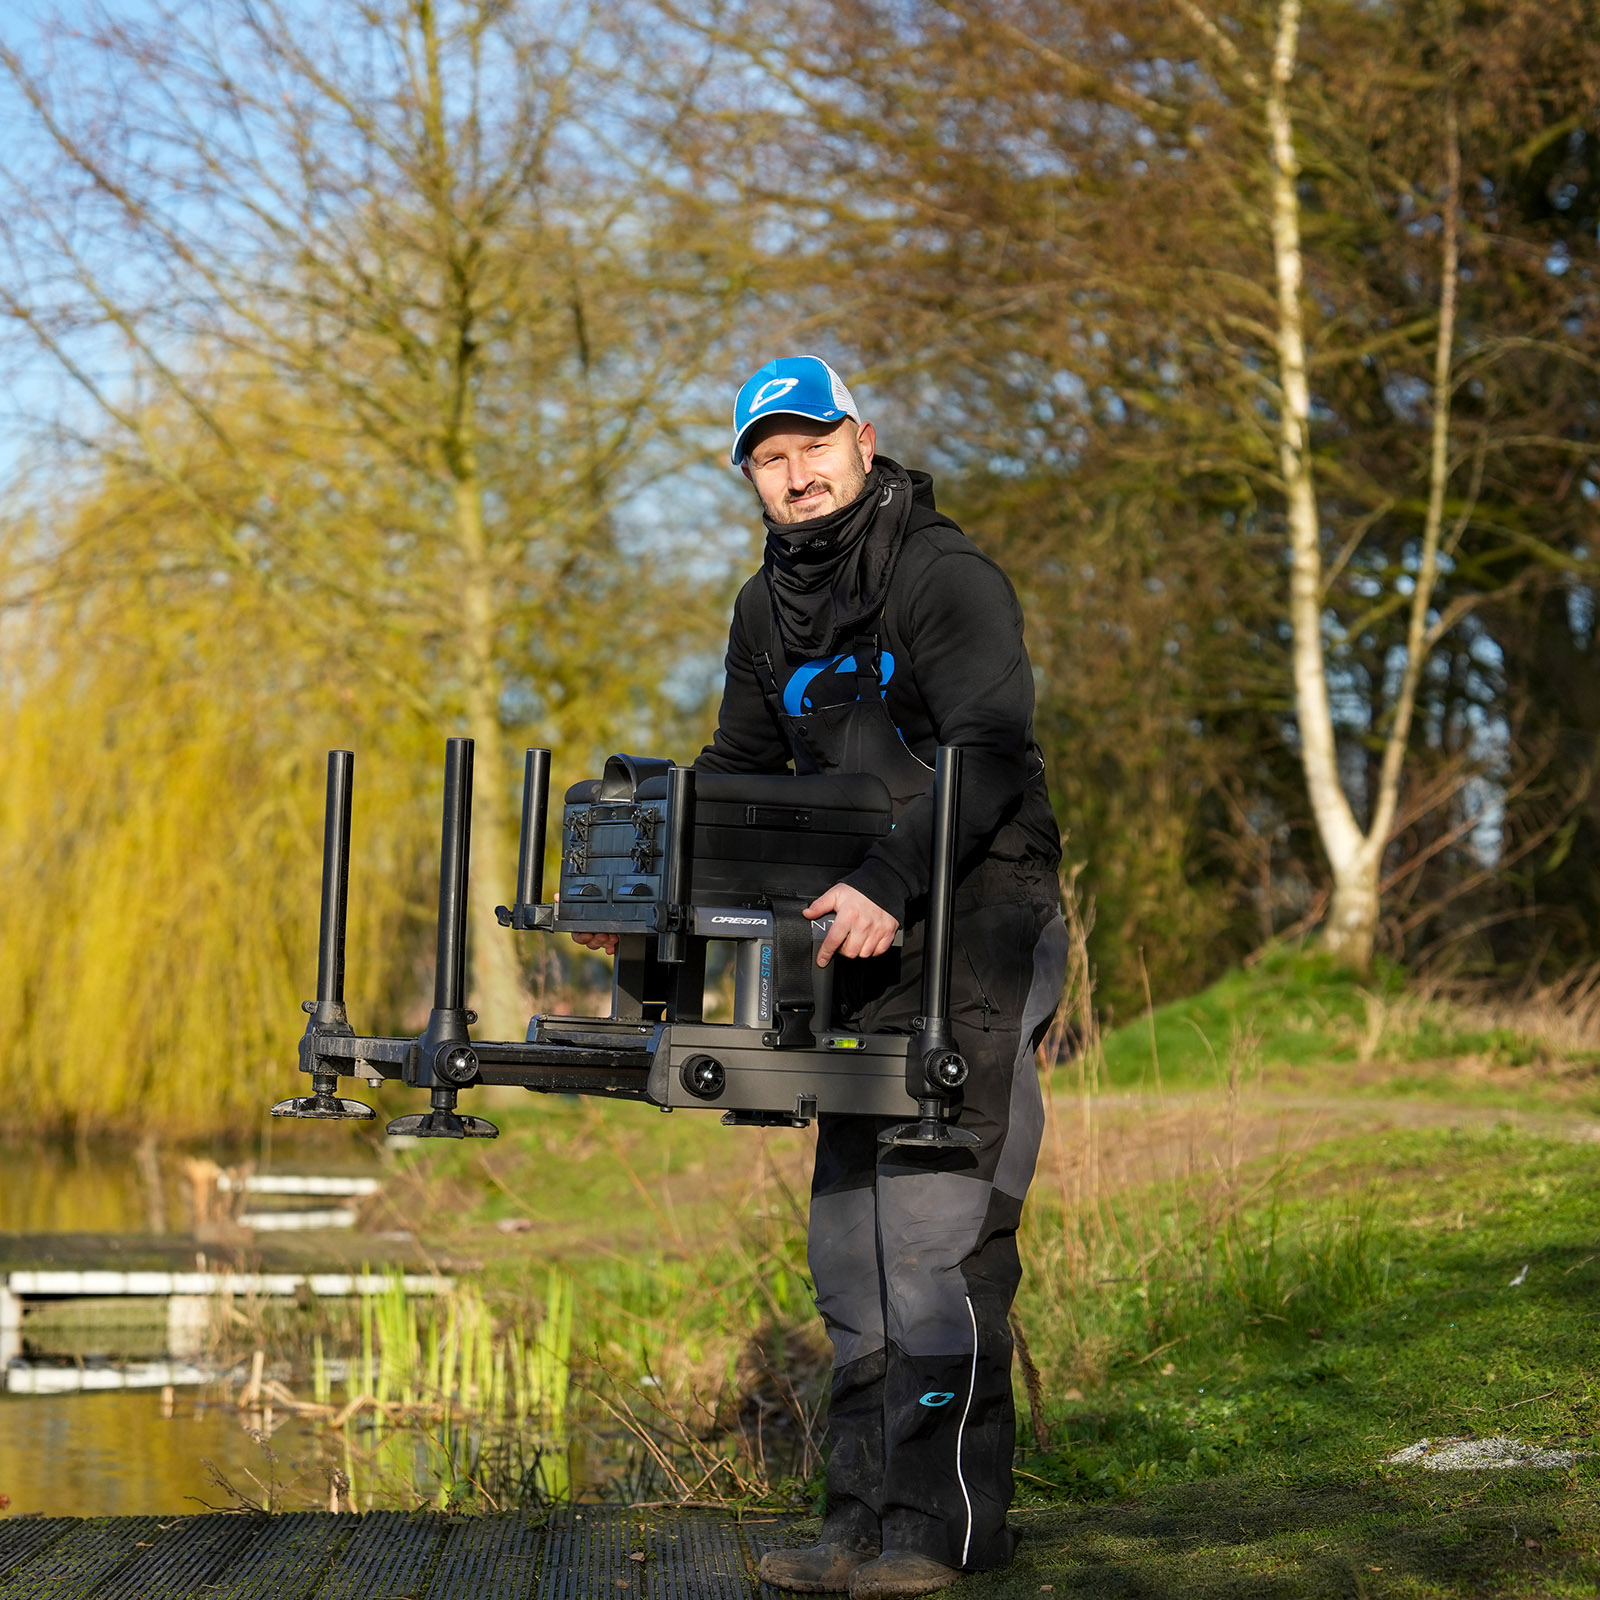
[751, 630, 1067, 1574]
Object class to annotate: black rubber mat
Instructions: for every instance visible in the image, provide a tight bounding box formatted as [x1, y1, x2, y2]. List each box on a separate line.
[91, 1513, 271, 1599]
[740, 1514, 816, 1600]
[311, 1509, 450, 1599]
[208, 1509, 360, 1597]
[0, 1517, 75, 1581]
[422, 1509, 546, 1600]
[639, 1510, 750, 1600]
[0, 1515, 164, 1600]
[0, 1506, 803, 1597]
[535, 1507, 638, 1600]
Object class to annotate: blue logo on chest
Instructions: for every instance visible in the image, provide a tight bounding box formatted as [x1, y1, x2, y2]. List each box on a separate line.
[782, 651, 897, 716]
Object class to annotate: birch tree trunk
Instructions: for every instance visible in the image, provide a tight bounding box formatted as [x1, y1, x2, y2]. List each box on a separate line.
[1264, 0, 1374, 965]
[1264, 0, 1460, 971]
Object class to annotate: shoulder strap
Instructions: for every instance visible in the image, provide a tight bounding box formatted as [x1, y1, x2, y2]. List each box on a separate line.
[744, 570, 898, 717]
[737, 577, 786, 722]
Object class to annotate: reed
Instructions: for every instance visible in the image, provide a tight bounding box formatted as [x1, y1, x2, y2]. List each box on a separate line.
[268, 1271, 575, 1425]
[256, 1269, 578, 1508]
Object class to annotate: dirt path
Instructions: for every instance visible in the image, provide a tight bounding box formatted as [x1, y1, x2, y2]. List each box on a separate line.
[1032, 1089, 1600, 1208]
[686, 1089, 1600, 1253]
[416, 1088, 1600, 1264]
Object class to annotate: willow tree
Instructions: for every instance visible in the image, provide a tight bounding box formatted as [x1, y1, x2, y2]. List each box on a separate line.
[0, 0, 752, 1042]
[0, 458, 436, 1135]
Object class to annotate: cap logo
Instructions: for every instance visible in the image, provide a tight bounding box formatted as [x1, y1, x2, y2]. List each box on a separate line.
[748, 376, 800, 413]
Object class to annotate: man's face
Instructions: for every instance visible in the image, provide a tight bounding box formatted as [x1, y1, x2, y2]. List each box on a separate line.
[741, 416, 877, 525]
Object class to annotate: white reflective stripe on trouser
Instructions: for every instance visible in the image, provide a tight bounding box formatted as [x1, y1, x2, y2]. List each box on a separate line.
[957, 1295, 979, 1566]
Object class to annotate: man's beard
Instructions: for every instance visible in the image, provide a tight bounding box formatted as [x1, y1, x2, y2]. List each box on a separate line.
[758, 444, 869, 526]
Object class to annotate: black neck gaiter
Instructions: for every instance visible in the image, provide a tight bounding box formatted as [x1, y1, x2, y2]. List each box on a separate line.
[761, 456, 915, 660]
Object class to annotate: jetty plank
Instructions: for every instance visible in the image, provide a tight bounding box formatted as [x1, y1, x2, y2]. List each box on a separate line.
[641, 1510, 750, 1600]
[0, 1233, 461, 1278]
[203, 1509, 360, 1598]
[310, 1509, 450, 1599]
[741, 1515, 814, 1600]
[534, 1507, 637, 1600]
[0, 1507, 798, 1598]
[0, 1514, 164, 1600]
[0, 1516, 76, 1581]
[422, 1509, 546, 1600]
[90, 1512, 269, 1599]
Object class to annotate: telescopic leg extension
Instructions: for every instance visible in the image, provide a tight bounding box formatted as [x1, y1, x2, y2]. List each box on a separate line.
[271, 750, 376, 1123]
[386, 737, 498, 1139]
[879, 745, 979, 1150]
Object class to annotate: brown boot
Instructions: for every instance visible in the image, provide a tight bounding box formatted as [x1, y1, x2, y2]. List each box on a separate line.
[758, 1543, 879, 1594]
[846, 1551, 964, 1599]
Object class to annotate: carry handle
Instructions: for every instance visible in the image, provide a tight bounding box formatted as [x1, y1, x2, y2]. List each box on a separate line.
[515, 747, 551, 910]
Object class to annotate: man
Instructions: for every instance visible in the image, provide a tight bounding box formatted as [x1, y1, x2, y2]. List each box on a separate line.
[697, 357, 1068, 1598]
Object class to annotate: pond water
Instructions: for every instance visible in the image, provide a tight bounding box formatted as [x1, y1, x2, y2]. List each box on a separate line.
[0, 1386, 327, 1517]
[1, 1132, 390, 1518]
[1, 1123, 384, 1235]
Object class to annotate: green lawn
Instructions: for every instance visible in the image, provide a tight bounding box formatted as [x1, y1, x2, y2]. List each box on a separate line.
[986, 1126, 1600, 1597]
[1089, 950, 1600, 1110]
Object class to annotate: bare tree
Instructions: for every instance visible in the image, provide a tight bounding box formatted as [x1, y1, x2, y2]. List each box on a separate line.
[1171, 0, 1465, 968]
[0, 0, 748, 1034]
[735, 0, 1568, 979]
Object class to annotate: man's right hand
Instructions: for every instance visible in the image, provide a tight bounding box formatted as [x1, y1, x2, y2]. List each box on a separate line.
[570, 931, 619, 955]
[805, 883, 899, 964]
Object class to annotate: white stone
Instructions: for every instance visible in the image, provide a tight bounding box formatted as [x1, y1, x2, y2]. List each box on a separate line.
[1385, 1435, 1586, 1471]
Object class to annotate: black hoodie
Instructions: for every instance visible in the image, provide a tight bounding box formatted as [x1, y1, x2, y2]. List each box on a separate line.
[696, 470, 1059, 923]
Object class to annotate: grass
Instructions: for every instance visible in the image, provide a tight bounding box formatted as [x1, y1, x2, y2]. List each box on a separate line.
[354, 1086, 794, 1255]
[977, 1470, 1600, 1598]
[982, 1125, 1600, 1596]
[1015, 1127, 1599, 1489]
[1092, 947, 1600, 1108]
[210, 948, 1600, 1591]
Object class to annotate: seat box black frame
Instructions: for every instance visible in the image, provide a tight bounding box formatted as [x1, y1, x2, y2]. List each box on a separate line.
[556, 762, 891, 934]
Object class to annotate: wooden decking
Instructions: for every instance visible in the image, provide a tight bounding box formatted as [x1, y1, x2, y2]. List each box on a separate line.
[0, 1232, 454, 1278]
[0, 1507, 803, 1599]
[0, 1230, 465, 1374]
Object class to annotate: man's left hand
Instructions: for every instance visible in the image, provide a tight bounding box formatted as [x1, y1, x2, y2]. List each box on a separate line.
[804, 884, 899, 966]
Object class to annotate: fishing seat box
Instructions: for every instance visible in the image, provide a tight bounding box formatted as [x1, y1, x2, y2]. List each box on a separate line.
[556, 755, 892, 934]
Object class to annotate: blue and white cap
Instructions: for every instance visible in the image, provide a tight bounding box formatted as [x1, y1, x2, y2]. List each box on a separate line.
[730, 356, 860, 465]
